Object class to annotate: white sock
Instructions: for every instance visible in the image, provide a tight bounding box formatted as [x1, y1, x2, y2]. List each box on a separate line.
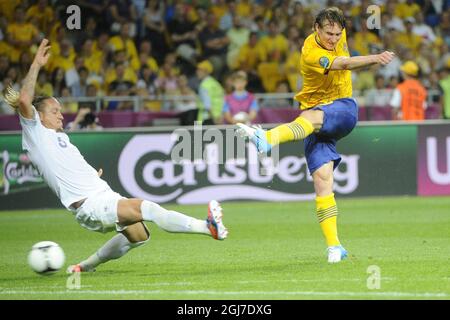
[80, 233, 133, 270]
[140, 200, 210, 235]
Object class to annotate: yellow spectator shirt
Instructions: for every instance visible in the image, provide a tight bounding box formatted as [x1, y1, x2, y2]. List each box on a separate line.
[6, 23, 38, 62]
[295, 28, 352, 109]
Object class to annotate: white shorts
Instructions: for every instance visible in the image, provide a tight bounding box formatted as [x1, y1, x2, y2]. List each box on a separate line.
[74, 190, 126, 233]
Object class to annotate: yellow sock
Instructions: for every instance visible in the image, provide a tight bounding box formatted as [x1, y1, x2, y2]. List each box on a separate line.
[316, 193, 340, 247]
[266, 116, 314, 145]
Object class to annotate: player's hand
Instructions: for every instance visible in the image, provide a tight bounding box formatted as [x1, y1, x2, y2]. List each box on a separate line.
[377, 51, 395, 65]
[33, 39, 51, 67]
[98, 168, 103, 177]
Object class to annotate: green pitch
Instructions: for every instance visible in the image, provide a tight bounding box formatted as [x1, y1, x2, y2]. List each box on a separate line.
[0, 196, 449, 300]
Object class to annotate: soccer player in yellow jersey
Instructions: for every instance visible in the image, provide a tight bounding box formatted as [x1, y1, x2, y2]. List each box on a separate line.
[237, 7, 395, 263]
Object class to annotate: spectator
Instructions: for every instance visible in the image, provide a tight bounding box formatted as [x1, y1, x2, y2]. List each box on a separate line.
[252, 15, 268, 39]
[167, 3, 198, 66]
[5, 67, 20, 91]
[237, 31, 265, 92]
[107, 0, 138, 36]
[196, 60, 225, 124]
[364, 74, 393, 107]
[26, 0, 54, 35]
[226, 16, 250, 70]
[107, 82, 134, 111]
[412, 12, 437, 44]
[439, 59, 450, 119]
[70, 67, 90, 97]
[210, 0, 228, 24]
[66, 105, 103, 131]
[65, 56, 86, 89]
[223, 71, 259, 125]
[108, 22, 140, 71]
[138, 40, 159, 73]
[390, 61, 428, 121]
[48, 39, 76, 73]
[395, 0, 421, 19]
[79, 38, 105, 76]
[73, 16, 99, 51]
[143, 0, 168, 63]
[383, 2, 406, 32]
[199, 12, 230, 80]
[17, 51, 33, 80]
[219, 0, 237, 31]
[353, 17, 382, 56]
[354, 65, 377, 94]
[51, 67, 68, 97]
[105, 52, 138, 91]
[60, 87, 79, 113]
[7, 6, 39, 63]
[175, 74, 198, 125]
[77, 0, 110, 33]
[107, 62, 136, 96]
[35, 71, 54, 97]
[154, 56, 180, 109]
[285, 38, 303, 93]
[258, 20, 289, 63]
[395, 17, 424, 55]
[0, 54, 10, 79]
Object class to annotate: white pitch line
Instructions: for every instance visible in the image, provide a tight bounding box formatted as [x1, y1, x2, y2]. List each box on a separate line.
[0, 289, 448, 298]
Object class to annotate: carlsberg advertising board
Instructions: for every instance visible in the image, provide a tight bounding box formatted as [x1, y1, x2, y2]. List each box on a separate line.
[0, 123, 419, 210]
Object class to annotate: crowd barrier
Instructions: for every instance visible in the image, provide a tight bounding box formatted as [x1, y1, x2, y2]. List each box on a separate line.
[0, 104, 443, 131]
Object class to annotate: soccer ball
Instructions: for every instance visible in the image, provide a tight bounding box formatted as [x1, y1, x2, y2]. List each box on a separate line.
[28, 241, 65, 275]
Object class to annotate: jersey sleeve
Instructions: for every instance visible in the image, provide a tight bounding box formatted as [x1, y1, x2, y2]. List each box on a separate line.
[19, 106, 45, 151]
[19, 105, 39, 126]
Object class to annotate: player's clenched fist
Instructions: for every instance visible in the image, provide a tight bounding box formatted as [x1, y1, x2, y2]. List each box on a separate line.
[377, 51, 395, 65]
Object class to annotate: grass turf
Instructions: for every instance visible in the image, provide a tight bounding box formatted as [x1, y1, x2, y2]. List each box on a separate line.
[0, 196, 449, 300]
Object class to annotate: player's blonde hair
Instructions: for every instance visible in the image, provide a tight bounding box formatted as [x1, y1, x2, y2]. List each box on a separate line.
[3, 86, 20, 109]
[3, 86, 52, 111]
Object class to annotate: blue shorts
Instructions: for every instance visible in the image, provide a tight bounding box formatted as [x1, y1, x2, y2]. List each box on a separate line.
[304, 98, 358, 174]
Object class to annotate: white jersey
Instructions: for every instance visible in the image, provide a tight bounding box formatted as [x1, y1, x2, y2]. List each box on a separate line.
[20, 107, 111, 209]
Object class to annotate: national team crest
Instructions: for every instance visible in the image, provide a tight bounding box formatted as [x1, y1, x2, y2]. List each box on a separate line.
[319, 56, 330, 69]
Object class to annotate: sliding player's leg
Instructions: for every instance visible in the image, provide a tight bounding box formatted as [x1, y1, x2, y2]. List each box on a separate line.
[117, 198, 228, 240]
[68, 222, 150, 273]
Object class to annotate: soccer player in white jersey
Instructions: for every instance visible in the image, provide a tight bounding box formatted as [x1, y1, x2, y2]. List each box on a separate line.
[5, 39, 228, 273]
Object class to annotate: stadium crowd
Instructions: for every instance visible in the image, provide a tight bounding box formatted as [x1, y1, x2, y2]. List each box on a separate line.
[0, 0, 450, 122]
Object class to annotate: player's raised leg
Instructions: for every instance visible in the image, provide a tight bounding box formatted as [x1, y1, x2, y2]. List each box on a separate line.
[313, 162, 347, 263]
[236, 109, 321, 153]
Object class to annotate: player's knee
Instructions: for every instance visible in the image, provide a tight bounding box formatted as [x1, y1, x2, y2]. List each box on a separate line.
[299, 110, 323, 128]
[129, 233, 150, 248]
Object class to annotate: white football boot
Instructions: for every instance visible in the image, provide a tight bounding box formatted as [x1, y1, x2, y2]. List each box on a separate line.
[206, 200, 228, 240]
[327, 245, 348, 263]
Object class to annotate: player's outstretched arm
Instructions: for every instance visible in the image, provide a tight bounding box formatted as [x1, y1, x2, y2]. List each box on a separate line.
[331, 51, 395, 71]
[5, 39, 51, 119]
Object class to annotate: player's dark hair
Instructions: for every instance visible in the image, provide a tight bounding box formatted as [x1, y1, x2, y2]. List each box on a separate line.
[314, 7, 346, 30]
[32, 95, 52, 112]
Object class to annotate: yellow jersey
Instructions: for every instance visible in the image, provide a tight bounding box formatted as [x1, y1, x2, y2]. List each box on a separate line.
[295, 28, 352, 109]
